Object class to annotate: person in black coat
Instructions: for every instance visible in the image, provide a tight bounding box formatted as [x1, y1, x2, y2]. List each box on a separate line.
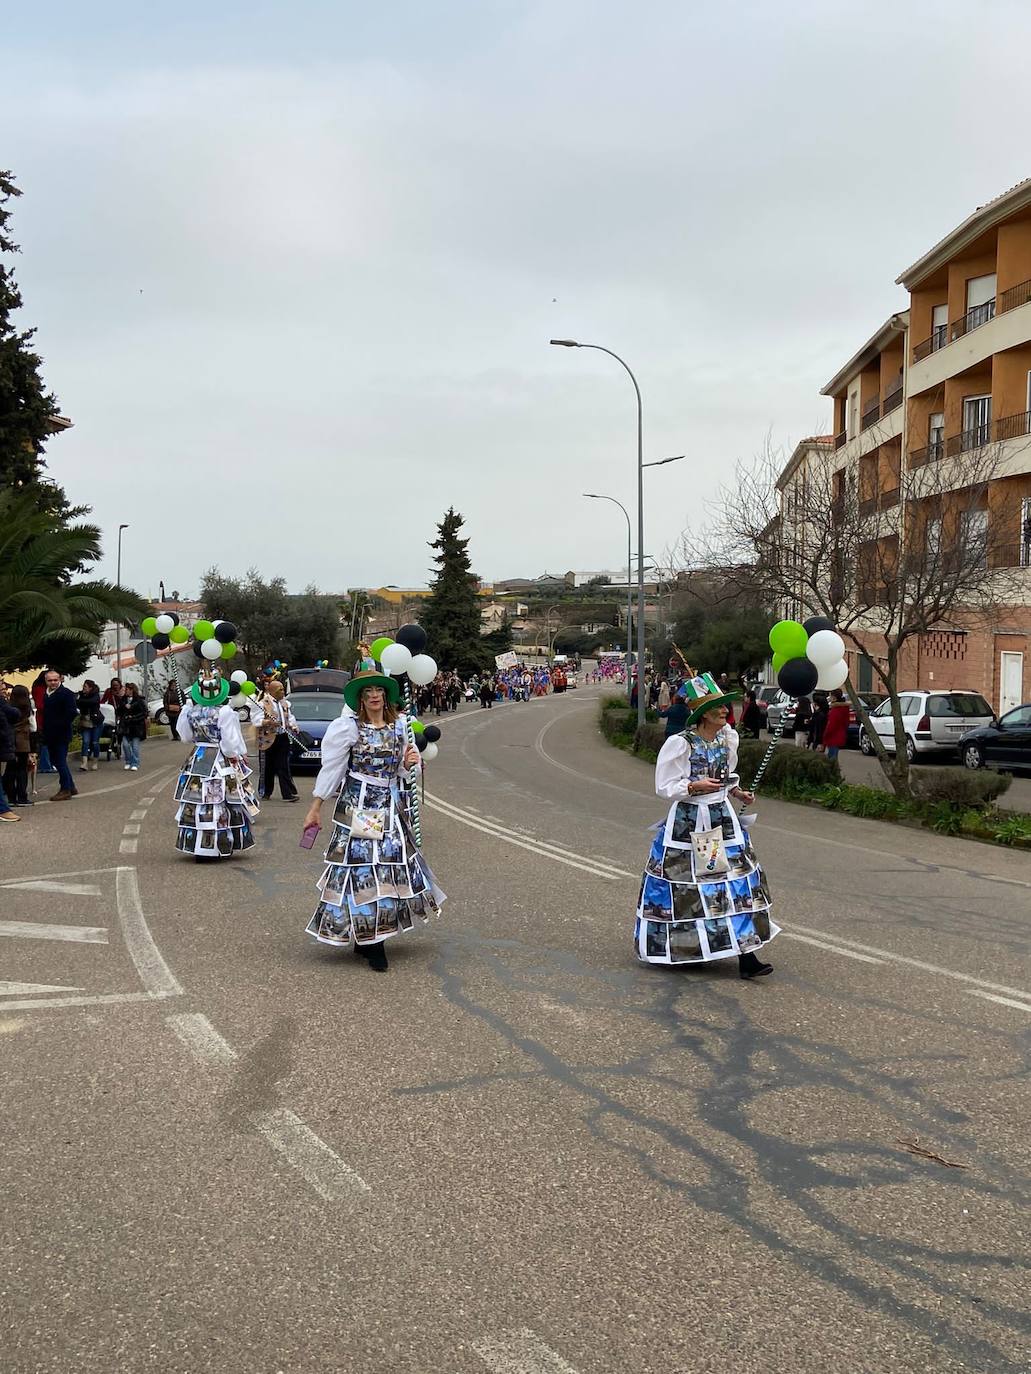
[116, 683, 148, 771]
[41, 670, 79, 799]
[740, 690, 764, 739]
[77, 680, 103, 773]
[659, 690, 690, 739]
[0, 691, 22, 819]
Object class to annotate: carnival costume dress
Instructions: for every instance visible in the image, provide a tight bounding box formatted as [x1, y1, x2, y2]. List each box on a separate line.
[306, 712, 445, 948]
[174, 700, 259, 857]
[635, 725, 779, 966]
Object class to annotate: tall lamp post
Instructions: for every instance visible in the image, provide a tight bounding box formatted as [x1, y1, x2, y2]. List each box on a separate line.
[115, 523, 129, 679]
[583, 494, 632, 701]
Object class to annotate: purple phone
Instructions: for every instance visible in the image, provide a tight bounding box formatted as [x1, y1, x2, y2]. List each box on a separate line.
[300, 823, 321, 850]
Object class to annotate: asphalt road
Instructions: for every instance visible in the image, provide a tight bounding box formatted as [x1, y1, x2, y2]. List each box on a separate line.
[1, 690, 1029, 1374]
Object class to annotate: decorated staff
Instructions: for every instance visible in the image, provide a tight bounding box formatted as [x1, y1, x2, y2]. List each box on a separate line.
[750, 615, 849, 794]
[366, 625, 440, 847]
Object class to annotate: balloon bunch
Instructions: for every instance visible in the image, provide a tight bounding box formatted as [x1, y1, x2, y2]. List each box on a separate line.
[369, 624, 441, 760]
[769, 616, 849, 698]
[141, 614, 258, 697]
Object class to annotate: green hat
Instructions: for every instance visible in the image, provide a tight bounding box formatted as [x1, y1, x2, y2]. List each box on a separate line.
[190, 678, 230, 707]
[343, 668, 401, 712]
[681, 671, 741, 726]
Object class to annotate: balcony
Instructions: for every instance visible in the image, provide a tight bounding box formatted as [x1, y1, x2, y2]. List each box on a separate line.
[834, 430, 847, 450]
[882, 381, 903, 415]
[998, 276, 1031, 316]
[945, 422, 992, 458]
[912, 301, 998, 364]
[995, 409, 1031, 442]
[879, 486, 901, 510]
[859, 496, 877, 518]
[908, 441, 944, 468]
[951, 297, 996, 342]
[861, 397, 880, 432]
[913, 323, 949, 363]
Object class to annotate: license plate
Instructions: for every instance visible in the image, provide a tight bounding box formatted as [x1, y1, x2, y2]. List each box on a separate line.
[301, 750, 321, 759]
[947, 724, 966, 732]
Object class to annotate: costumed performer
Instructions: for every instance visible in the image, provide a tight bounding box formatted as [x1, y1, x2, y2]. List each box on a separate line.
[174, 661, 259, 858]
[302, 668, 445, 973]
[635, 671, 779, 979]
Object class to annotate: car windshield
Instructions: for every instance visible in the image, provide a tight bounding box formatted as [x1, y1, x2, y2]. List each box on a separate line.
[926, 693, 992, 717]
[289, 693, 345, 722]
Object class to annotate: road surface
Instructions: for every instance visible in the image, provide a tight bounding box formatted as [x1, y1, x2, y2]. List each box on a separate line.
[1, 686, 1028, 1373]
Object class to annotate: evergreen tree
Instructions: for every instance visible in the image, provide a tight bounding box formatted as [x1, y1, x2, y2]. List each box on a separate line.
[0, 170, 65, 509]
[420, 508, 488, 675]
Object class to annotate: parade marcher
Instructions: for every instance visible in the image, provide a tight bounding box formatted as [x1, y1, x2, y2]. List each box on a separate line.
[116, 682, 148, 771]
[302, 668, 445, 973]
[636, 671, 778, 979]
[174, 661, 259, 858]
[479, 675, 495, 709]
[77, 680, 103, 772]
[258, 680, 300, 802]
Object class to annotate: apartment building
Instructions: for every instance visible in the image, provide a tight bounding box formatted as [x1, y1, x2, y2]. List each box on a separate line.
[783, 179, 1031, 711]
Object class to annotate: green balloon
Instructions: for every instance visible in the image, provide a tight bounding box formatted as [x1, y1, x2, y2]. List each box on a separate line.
[220, 641, 238, 660]
[410, 719, 425, 734]
[370, 636, 394, 660]
[141, 616, 158, 637]
[769, 619, 808, 658]
[169, 625, 189, 644]
[772, 651, 787, 674]
[193, 619, 215, 641]
[240, 680, 256, 696]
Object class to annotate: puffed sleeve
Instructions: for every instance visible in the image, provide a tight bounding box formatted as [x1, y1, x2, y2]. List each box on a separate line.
[655, 734, 693, 801]
[313, 715, 359, 800]
[176, 708, 195, 743]
[217, 704, 247, 758]
[722, 726, 740, 776]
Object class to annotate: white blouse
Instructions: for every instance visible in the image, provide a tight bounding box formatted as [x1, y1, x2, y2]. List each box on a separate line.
[312, 713, 421, 801]
[654, 726, 740, 801]
[176, 702, 248, 759]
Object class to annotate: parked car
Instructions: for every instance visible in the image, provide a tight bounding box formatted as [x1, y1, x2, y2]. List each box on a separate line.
[764, 690, 795, 733]
[286, 667, 351, 773]
[858, 690, 994, 762]
[958, 703, 1031, 772]
[752, 684, 782, 717]
[846, 691, 888, 748]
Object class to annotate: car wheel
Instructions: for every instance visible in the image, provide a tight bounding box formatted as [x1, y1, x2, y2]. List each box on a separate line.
[904, 737, 916, 764]
[963, 743, 984, 770]
[859, 730, 874, 756]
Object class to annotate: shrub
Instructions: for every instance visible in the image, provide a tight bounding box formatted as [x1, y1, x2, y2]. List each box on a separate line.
[991, 814, 1031, 846]
[634, 722, 666, 757]
[737, 742, 841, 791]
[912, 768, 1012, 809]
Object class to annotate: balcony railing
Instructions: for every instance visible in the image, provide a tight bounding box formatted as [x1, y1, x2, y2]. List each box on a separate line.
[834, 430, 847, 450]
[908, 441, 944, 468]
[882, 381, 903, 415]
[913, 323, 949, 362]
[879, 486, 901, 510]
[951, 297, 996, 341]
[859, 496, 877, 517]
[861, 397, 880, 431]
[944, 425, 991, 457]
[994, 409, 1031, 442]
[998, 277, 1031, 316]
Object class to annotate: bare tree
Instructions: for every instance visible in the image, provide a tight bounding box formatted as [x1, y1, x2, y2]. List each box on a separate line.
[676, 431, 1029, 798]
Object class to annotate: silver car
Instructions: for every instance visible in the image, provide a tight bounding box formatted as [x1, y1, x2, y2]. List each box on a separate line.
[859, 690, 994, 762]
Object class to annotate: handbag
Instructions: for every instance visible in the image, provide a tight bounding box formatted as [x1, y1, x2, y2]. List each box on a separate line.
[691, 826, 729, 878]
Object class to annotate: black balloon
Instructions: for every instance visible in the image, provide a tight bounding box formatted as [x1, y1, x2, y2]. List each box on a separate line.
[227, 681, 241, 695]
[416, 734, 428, 752]
[192, 642, 205, 659]
[151, 631, 171, 650]
[395, 622, 428, 654]
[214, 620, 237, 643]
[167, 612, 180, 627]
[777, 656, 819, 697]
[803, 615, 835, 635]
[423, 724, 441, 743]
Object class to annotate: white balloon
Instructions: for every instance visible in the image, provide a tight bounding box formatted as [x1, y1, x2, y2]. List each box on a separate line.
[806, 628, 846, 669]
[407, 653, 438, 686]
[201, 638, 223, 660]
[422, 742, 439, 762]
[230, 669, 248, 684]
[154, 613, 174, 634]
[379, 642, 413, 676]
[816, 658, 849, 691]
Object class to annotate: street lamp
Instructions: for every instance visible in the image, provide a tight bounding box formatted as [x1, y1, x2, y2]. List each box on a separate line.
[583, 494, 633, 701]
[115, 523, 129, 679]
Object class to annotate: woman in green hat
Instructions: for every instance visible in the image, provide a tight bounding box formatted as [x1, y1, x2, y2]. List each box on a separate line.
[302, 668, 446, 973]
[635, 671, 778, 979]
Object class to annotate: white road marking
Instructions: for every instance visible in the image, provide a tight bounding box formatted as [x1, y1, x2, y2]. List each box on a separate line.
[426, 792, 631, 876]
[0, 920, 108, 944]
[0, 990, 156, 1012]
[71, 767, 177, 799]
[424, 795, 632, 881]
[119, 838, 138, 854]
[473, 1328, 580, 1373]
[0, 981, 85, 996]
[122, 823, 141, 835]
[256, 1107, 372, 1203]
[115, 866, 183, 998]
[140, 797, 156, 806]
[965, 990, 1031, 1014]
[166, 1011, 238, 1066]
[783, 933, 885, 965]
[0, 880, 102, 897]
[129, 810, 149, 821]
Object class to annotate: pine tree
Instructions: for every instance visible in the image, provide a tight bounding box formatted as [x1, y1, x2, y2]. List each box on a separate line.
[419, 508, 489, 675]
[0, 170, 65, 506]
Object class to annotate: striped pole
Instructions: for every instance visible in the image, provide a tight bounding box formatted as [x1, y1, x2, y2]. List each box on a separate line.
[749, 714, 788, 794]
[402, 678, 423, 847]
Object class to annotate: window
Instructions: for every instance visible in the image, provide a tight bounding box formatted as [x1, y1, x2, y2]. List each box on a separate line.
[926, 515, 943, 561]
[927, 693, 992, 717]
[960, 507, 988, 569]
[964, 273, 997, 331]
[931, 303, 948, 351]
[871, 699, 893, 718]
[1000, 706, 1031, 728]
[962, 394, 991, 450]
[1021, 497, 1031, 568]
[928, 411, 944, 460]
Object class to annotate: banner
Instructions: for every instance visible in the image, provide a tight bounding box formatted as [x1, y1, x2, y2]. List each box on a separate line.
[495, 652, 518, 669]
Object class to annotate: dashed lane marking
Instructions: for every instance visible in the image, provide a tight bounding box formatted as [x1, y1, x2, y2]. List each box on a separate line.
[122, 823, 141, 835]
[0, 981, 85, 996]
[0, 880, 103, 897]
[965, 990, 1031, 1014]
[0, 921, 108, 944]
[119, 838, 138, 854]
[473, 1328, 581, 1373]
[783, 933, 885, 965]
[167, 1011, 237, 1067]
[129, 810, 148, 821]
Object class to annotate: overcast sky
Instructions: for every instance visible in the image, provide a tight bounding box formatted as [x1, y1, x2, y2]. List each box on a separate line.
[6, 1, 1031, 598]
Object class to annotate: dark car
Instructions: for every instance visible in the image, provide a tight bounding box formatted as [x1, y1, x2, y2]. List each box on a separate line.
[959, 703, 1031, 773]
[847, 691, 888, 748]
[286, 667, 351, 773]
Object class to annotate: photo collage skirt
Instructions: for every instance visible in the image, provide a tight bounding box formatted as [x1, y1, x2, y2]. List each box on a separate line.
[305, 769, 445, 948]
[174, 742, 259, 858]
[634, 793, 779, 965]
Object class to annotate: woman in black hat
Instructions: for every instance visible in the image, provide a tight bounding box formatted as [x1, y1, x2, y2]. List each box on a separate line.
[302, 668, 446, 972]
[635, 672, 778, 979]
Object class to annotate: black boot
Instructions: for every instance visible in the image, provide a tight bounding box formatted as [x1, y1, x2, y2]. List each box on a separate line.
[739, 950, 773, 980]
[366, 942, 389, 973]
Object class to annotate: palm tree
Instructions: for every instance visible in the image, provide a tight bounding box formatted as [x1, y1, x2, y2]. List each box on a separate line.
[0, 488, 148, 672]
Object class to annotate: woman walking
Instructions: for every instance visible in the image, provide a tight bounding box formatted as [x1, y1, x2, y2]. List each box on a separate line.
[77, 679, 104, 772]
[635, 672, 778, 979]
[116, 682, 148, 771]
[3, 684, 36, 807]
[822, 689, 850, 760]
[302, 668, 445, 973]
